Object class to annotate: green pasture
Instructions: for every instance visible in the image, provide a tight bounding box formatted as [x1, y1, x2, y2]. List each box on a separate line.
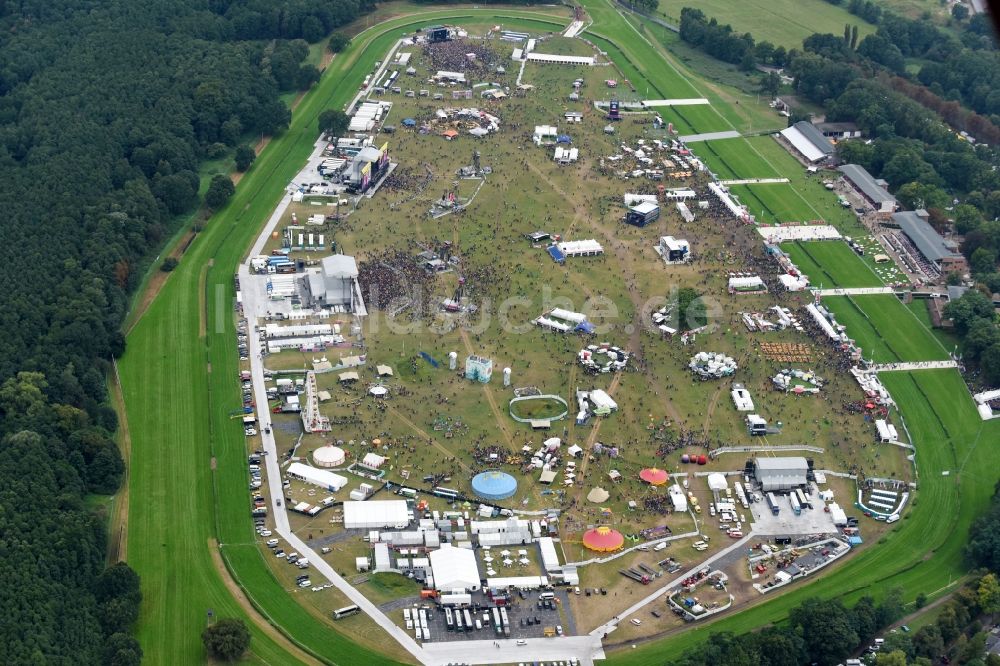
[667, 104, 732, 135]
[781, 241, 884, 289]
[656, 0, 875, 49]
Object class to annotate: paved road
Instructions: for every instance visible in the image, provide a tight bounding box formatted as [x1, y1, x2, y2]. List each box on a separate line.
[422, 635, 605, 666]
[678, 130, 741, 142]
[872, 360, 958, 372]
[588, 533, 754, 638]
[241, 258, 431, 664]
[813, 287, 896, 296]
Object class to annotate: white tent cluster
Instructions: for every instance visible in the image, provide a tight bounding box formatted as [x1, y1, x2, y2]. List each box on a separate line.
[650, 304, 676, 336]
[575, 389, 618, 423]
[742, 306, 804, 333]
[772, 369, 824, 393]
[434, 107, 501, 134]
[577, 344, 630, 374]
[533, 307, 594, 333]
[689, 352, 737, 379]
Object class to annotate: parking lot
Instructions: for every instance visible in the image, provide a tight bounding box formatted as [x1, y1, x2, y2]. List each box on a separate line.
[747, 485, 840, 536]
[407, 587, 577, 643]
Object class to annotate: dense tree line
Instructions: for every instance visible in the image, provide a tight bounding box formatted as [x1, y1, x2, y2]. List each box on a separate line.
[679, 8, 757, 70]
[673, 591, 905, 666]
[968, 482, 1000, 572]
[942, 289, 1000, 386]
[0, 0, 375, 661]
[866, 575, 1000, 665]
[846, 0, 883, 24]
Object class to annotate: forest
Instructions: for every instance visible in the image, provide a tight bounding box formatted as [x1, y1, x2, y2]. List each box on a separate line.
[0, 0, 374, 662]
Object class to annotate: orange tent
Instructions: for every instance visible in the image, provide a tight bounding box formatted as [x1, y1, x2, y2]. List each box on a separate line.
[639, 467, 669, 486]
[441, 129, 459, 139]
[582, 526, 625, 552]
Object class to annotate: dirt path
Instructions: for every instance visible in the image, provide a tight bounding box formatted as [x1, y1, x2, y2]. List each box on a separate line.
[107, 361, 131, 564]
[387, 405, 472, 474]
[457, 325, 516, 448]
[208, 540, 323, 666]
[702, 384, 726, 434]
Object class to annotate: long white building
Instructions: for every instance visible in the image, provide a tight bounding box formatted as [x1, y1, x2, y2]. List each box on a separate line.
[287, 462, 348, 492]
[343, 500, 411, 529]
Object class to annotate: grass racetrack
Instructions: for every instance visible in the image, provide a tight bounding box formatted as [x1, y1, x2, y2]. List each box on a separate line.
[118, 0, 998, 663]
[608, 369, 1000, 664]
[118, 6, 573, 665]
[782, 241, 884, 289]
[822, 295, 950, 364]
[729, 183, 819, 223]
[700, 137, 780, 180]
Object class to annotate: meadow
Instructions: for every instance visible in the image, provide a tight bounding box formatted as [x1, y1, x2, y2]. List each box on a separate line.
[613, 368, 1000, 664]
[655, 0, 876, 49]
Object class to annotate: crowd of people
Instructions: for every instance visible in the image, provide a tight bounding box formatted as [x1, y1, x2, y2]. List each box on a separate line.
[357, 249, 438, 317]
[426, 38, 502, 76]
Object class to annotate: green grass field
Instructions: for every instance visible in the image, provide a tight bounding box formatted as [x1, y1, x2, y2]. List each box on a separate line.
[729, 183, 820, 223]
[656, 0, 876, 49]
[118, 6, 573, 665]
[118, 0, 999, 663]
[781, 241, 884, 288]
[611, 369, 1000, 664]
[823, 295, 951, 363]
[700, 137, 780, 179]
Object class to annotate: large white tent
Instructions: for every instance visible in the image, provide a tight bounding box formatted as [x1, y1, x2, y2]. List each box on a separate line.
[287, 462, 348, 492]
[343, 500, 411, 529]
[429, 544, 480, 592]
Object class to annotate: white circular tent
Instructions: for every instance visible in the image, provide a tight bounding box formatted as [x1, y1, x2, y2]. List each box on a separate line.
[313, 445, 346, 468]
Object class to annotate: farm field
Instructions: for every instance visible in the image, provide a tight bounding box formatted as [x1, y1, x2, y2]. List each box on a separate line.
[781, 241, 884, 289]
[117, 6, 573, 665]
[823, 295, 951, 363]
[656, 0, 876, 49]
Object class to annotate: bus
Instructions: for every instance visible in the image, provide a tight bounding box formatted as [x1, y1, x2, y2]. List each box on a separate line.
[445, 607, 454, 630]
[398, 487, 417, 498]
[795, 488, 810, 510]
[463, 609, 473, 631]
[454, 611, 464, 631]
[333, 605, 360, 620]
[766, 492, 780, 516]
[492, 607, 502, 633]
[433, 486, 459, 500]
[500, 607, 511, 637]
[789, 493, 801, 516]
